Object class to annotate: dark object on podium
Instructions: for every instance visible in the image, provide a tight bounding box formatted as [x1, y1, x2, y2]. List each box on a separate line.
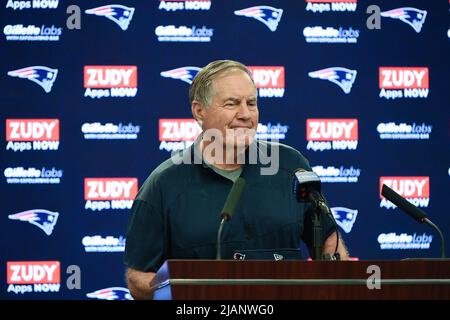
[149, 260, 450, 300]
[382, 184, 446, 258]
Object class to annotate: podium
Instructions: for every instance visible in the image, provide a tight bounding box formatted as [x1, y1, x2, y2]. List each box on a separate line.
[150, 260, 450, 300]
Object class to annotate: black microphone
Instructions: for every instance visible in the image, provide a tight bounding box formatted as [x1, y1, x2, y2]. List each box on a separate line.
[293, 169, 340, 260]
[381, 184, 446, 258]
[216, 177, 246, 260]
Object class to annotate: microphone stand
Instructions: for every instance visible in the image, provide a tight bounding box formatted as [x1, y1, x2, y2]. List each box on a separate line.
[216, 217, 227, 260]
[311, 199, 323, 260]
[310, 197, 341, 261]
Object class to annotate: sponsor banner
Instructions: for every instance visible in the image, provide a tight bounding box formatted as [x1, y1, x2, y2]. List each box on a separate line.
[377, 122, 432, 140]
[82, 235, 126, 252]
[303, 26, 359, 43]
[84, 66, 138, 98]
[159, 119, 202, 152]
[81, 122, 140, 140]
[305, 0, 357, 13]
[84, 178, 138, 211]
[378, 232, 432, 250]
[306, 119, 358, 151]
[6, 0, 59, 10]
[379, 67, 429, 99]
[155, 25, 213, 42]
[4, 167, 63, 184]
[3, 24, 62, 41]
[248, 66, 285, 98]
[380, 176, 430, 209]
[256, 123, 288, 140]
[6, 119, 60, 152]
[6, 261, 61, 294]
[312, 165, 360, 183]
[158, 0, 211, 12]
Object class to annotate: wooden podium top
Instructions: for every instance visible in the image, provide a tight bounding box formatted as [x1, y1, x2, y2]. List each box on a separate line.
[150, 259, 450, 300]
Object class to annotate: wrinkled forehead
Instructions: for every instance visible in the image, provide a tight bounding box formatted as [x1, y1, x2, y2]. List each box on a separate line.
[210, 69, 257, 98]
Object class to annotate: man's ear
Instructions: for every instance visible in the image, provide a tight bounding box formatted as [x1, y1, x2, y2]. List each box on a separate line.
[191, 101, 205, 124]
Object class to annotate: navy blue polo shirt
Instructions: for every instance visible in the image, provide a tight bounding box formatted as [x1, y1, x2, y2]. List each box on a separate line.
[124, 140, 335, 272]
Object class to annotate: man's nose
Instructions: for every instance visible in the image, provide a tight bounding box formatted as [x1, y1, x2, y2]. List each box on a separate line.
[236, 101, 252, 120]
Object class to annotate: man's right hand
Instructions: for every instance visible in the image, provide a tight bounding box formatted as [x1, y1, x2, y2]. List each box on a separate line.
[126, 268, 156, 300]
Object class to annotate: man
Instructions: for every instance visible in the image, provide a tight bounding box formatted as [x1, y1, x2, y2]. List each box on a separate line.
[124, 60, 349, 300]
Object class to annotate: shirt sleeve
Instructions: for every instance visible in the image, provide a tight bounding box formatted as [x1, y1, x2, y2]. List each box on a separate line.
[124, 178, 166, 272]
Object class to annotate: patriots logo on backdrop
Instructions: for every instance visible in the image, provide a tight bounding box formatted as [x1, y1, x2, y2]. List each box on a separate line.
[160, 67, 201, 84]
[86, 287, 133, 300]
[85, 5, 135, 31]
[8, 209, 59, 236]
[380, 7, 427, 33]
[234, 6, 283, 32]
[331, 207, 358, 234]
[308, 67, 357, 94]
[7, 66, 58, 93]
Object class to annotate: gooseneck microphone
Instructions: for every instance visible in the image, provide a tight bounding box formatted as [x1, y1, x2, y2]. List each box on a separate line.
[216, 177, 246, 260]
[293, 168, 340, 260]
[381, 184, 446, 259]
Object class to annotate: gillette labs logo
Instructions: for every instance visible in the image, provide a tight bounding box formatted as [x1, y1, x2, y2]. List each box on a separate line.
[82, 235, 126, 252]
[5, 167, 63, 184]
[155, 25, 213, 42]
[377, 122, 432, 140]
[378, 233, 432, 250]
[82, 122, 140, 140]
[303, 26, 359, 43]
[256, 123, 288, 140]
[312, 165, 360, 183]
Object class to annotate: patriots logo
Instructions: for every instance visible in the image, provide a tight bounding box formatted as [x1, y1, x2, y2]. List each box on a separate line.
[160, 67, 201, 85]
[331, 207, 358, 234]
[381, 7, 427, 33]
[85, 5, 135, 31]
[8, 209, 59, 236]
[234, 6, 283, 32]
[308, 67, 357, 94]
[233, 252, 246, 260]
[7, 66, 58, 93]
[86, 287, 133, 300]
[273, 254, 284, 261]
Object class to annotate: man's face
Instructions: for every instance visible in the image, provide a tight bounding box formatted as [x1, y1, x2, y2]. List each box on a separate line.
[201, 70, 259, 150]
